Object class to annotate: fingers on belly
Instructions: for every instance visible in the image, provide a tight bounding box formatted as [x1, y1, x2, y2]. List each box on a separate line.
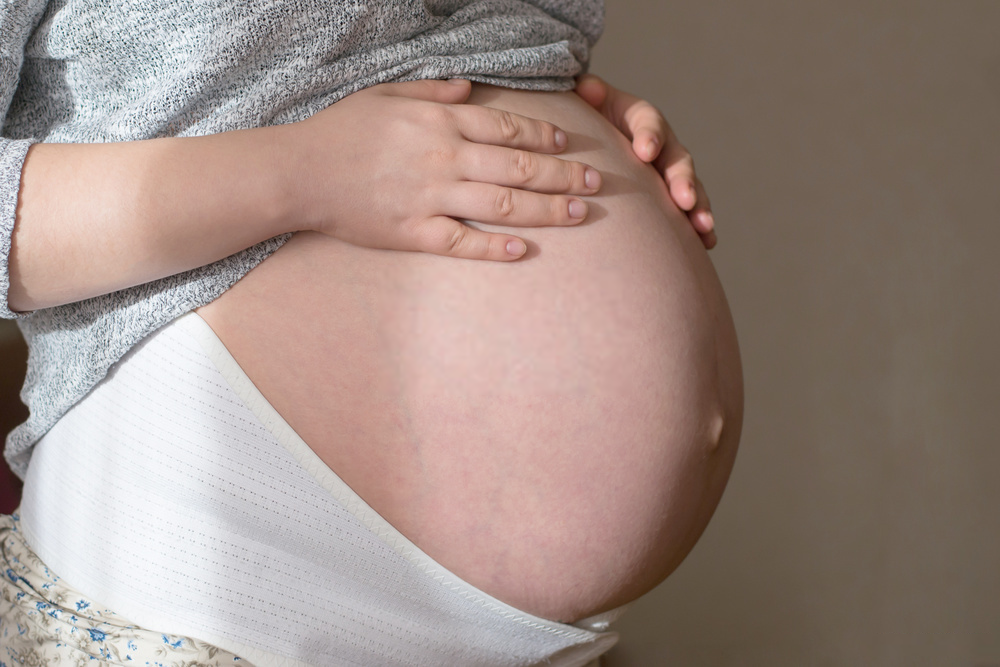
[198, 87, 743, 623]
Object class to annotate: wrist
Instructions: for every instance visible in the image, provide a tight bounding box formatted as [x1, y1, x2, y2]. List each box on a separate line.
[162, 125, 308, 244]
[247, 123, 312, 236]
[266, 115, 343, 236]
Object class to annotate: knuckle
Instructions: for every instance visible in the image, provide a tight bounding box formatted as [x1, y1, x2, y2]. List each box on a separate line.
[493, 187, 516, 219]
[428, 144, 457, 166]
[415, 182, 441, 210]
[444, 225, 467, 255]
[495, 110, 521, 142]
[513, 151, 536, 184]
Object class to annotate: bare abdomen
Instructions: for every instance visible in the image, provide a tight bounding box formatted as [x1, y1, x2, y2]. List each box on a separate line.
[198, 85, 743, 622]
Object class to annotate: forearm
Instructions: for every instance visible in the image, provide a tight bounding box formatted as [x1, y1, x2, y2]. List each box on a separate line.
[8, 125, 296, 312]
[6, 78, 601, 313]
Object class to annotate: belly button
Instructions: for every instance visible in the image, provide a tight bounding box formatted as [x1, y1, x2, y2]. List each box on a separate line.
[706, 408, 726, 453]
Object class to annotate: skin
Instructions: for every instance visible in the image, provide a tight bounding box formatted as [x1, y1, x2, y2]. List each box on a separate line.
[8, 78, 717, 312]
[10, 80, 592, 310]
[574, 74, 717, 249]
[199, 84, 743, 623]
[8, 74, 739, 623]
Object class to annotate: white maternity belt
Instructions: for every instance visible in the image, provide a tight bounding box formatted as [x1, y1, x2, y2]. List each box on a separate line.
[20, 313, 622, 667]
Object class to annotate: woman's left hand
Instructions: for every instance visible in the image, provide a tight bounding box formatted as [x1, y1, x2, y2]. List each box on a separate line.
[575, 74, 716, 249]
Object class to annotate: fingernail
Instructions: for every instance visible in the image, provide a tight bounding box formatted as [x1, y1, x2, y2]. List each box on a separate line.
[646, 139, 658, 158]
[568, 199, 587, 219]
[507, 239, 526, 256]
[554, 130, 567, 149]
[584, 168, 601, 190]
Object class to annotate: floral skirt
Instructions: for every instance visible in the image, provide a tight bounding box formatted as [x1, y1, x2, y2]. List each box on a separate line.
[0, 511, 250, 667]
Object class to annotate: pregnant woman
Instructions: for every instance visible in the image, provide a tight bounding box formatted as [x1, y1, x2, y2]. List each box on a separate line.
[0, 1, 741, 665]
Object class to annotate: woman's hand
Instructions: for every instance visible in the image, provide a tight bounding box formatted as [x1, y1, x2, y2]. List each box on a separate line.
[575, 74, 716, 249]
[8, 79, 599, 312]
[288, 79, 601, 261]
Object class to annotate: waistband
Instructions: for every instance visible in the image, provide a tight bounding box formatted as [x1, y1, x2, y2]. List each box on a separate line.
[19, 313, 620, 666]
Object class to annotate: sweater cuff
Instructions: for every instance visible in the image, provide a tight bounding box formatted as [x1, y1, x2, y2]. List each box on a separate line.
[0, 137, 35, 319]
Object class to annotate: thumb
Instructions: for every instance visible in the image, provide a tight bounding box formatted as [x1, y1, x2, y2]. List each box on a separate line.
[381, 78, 472, 104]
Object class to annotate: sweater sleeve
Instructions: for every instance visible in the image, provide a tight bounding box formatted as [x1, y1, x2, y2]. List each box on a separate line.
[0, 0, 48, 319]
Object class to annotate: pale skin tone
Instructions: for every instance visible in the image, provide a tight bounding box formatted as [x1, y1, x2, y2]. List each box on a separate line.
[7, 76, 741, 623]
[194, 82, 742, 622]
[8, 76, 715, 311]
[574, 74, 717, 249]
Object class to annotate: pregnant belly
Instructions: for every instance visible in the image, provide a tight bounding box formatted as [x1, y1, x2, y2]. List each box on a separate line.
[197, 85, 743, 623]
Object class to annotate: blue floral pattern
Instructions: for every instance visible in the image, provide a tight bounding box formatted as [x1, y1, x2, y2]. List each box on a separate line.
[0, 513, 250, 666]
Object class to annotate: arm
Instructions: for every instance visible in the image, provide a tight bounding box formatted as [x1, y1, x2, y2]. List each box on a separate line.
[0, 0, 50, 317]
[6, 80, 601, 313]
[575, 74, 717, 249]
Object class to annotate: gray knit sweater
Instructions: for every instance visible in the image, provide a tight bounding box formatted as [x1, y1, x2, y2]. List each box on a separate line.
[1, 0, 603, 478]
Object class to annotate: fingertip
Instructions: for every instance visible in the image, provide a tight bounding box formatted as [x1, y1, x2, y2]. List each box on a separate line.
[698, 209, 715, 233]
[687, 209, 714, 234]
[683, 180, 700, 208]
[640, 136, 660, 162]
[506, 238, 527, 258]
[445, 78, 472, 100]
[702, 230, 718, 249]
[576, 73, 603, 91]
[554, 129, 568, 150]
[670, 179, 696, 211]
[393, 78, 471, 102]
[646, 137, 660, 162]
[574, 74, 607, 106]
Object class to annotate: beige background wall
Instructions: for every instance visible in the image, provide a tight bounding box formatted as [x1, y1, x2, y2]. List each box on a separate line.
[593, 2, 1000, 665]
[1, 2, 997, 665]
